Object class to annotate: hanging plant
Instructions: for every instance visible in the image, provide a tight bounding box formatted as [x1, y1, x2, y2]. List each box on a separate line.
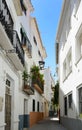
[30, 65, 44, 89]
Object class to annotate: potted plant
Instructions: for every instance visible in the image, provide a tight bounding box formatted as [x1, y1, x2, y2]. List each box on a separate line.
[31, 65, 40, 84]
[22, 70, 29, 88]
[30, 65, 44, 90]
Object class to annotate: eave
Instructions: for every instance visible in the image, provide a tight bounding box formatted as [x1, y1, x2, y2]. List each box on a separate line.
[56, 0, 69, 42]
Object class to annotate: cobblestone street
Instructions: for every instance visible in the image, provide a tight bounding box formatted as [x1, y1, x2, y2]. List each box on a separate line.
[28, 117, 67, 130]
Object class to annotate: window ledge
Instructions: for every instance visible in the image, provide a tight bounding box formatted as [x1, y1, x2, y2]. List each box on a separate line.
[75, 56, 82, 66]
[63, 70, 72, 82]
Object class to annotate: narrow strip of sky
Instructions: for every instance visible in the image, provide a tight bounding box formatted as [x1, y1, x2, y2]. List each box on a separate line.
[31, 0, 63, 78]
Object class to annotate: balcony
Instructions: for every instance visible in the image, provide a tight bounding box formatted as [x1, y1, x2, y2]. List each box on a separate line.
[23, 84, 34, 95]
[33, 84, 43, 94]
[23, 39, 32, 58]
[23, 80, 34, 95]
[32, 79, 44, 94]
[31, 65, 44, 94]
[22, 71, 34, 95]
[21, 27, 32, 58]
[0, 0, 25, 70]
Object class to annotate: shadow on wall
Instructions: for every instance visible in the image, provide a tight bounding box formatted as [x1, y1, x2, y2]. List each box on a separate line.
[59, 87, 82, 130]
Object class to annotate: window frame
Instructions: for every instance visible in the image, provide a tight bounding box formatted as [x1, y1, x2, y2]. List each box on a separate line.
[75, 24, 82, 64]
[20, 0, 27, 15]
[64, 96, 68, 116]
[68, 93, 72, 109]
[63, 48, 72, 81]
[32, 99, 35, 112]
[37, 101, 39, 112]
[33, 36, 37, 45]
[78, 87, 82, 118]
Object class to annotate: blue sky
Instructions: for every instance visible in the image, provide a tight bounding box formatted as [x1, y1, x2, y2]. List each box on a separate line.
[31, 0, 63, 78]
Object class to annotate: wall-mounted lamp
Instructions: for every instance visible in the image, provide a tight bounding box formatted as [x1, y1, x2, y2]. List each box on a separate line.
[39, 61, 45, 70]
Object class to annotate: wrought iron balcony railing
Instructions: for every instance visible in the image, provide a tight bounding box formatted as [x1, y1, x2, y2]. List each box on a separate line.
[20, 27, 32, 58]
[0, 0, 25, 68]
[23, 77, 34, 95]
[13, 31, 25, 66]
[0, 0, 13, 30]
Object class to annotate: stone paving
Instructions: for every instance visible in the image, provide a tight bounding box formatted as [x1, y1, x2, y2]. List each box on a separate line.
[28, 117, 68, 130]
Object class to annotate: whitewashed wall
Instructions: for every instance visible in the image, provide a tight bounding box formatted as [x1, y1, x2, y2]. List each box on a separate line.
[59, 0, 82, 118]
[0, 53, 19, 130]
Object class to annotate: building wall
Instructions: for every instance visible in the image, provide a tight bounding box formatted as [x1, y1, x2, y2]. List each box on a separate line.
[0, 0, 48, 129]
[41, 68, 55, 117]
[56, 0, 82, 130]
[0, 54, 19, 130]
[15, 1, 47, 129]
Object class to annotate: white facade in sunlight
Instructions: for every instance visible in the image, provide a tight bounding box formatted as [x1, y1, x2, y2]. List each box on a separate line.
[0, 0, 47, 130]
[56, 0, 82, 130]
[0, 0, 24, 130]
[41, 67, 55, 116]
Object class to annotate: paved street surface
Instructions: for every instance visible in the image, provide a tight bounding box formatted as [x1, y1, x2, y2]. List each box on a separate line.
[28, 117, 67, 130]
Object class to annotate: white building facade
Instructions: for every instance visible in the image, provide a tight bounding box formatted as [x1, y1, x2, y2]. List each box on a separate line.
[56, 0, 82, 130]
[0, 0, 47, 130]
[42, 67, 55, 117]
[0, 0, 25, 130]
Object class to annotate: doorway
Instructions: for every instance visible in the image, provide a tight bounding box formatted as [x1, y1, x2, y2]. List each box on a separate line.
[5, 79, 11, 130]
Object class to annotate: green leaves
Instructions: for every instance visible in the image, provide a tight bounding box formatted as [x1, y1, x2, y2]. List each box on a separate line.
[31, 65, 44, 87]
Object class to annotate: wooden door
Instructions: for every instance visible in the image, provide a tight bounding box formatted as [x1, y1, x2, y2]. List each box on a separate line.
[5, 79, 11, 130]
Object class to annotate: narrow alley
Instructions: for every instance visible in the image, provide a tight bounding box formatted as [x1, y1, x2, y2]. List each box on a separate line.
[28, 117, 67, 130]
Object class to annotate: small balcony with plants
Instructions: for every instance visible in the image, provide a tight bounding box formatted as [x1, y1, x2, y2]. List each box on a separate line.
[22, 70, 34, 95]
[31, 65, 44, 94]
[0, 0, 25, 70]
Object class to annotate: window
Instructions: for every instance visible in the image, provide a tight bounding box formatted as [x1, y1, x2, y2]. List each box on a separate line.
[67, 49, 72, 74]
[66, 2, 71, 39]
[78, 87, 82, 117]
[20, 0, 27, 15]
[63, 48, 72, 81]
[79, 34, 82, 56]
[37, 101, 39, 112]
[5, 79, 11, 95]
[64, 97, 67, 115]
[63, 59, 67, 80]
[20, 28, 27, 45]
[74, 0, 81, 15]
[76, 26, 82, 63]
[68, 93, 72, 108]
[33, 36, 37, 45]
[61, 1, 71, 44]
[38, 50, 41, 57]
[6, 79, 10, 87]
[32, 99, 35, 111]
